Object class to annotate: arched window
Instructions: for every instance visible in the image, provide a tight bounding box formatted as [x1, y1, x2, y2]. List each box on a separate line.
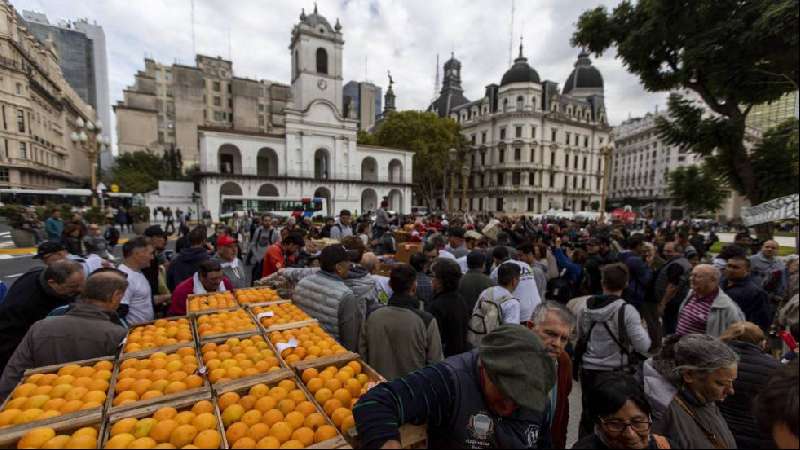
[516, 96, 524, 111]
[316, 48, 328, 74]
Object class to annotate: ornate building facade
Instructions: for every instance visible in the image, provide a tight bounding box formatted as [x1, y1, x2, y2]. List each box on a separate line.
[430, 47, 611, 214]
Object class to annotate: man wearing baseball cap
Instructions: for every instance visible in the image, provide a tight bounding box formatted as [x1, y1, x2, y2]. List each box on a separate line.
[213, 235, 249, 289]
[33, 241, 68, 266]
[293, 244, 363, 351]
[354, 324, 555, 448]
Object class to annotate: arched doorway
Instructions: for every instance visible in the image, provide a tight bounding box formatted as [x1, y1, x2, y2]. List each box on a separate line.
[361, 189, 378, 214]
[388, 159, 403, 183]
[313, 187, 332, 217]
[218, 144, 242, 175]
[219, 182, 243, 214]
[388, 189, 403, 214]
[361, 157, 378, 182]
[257, 148, 278, 177]
[257, 184, 279, 197]
[314, 149, 330, 180]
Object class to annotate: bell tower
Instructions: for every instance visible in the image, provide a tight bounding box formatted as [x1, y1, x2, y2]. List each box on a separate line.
[290, 5, 344, 113]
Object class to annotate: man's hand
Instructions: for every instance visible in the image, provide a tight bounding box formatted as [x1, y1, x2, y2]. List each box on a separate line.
[380, 440, 402, 449]
[154, 294, 171, 305]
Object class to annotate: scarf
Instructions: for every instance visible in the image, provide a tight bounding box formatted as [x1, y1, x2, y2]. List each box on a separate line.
[192, 272, 226, 295]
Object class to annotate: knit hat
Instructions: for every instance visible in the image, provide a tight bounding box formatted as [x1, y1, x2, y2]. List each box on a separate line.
[479, 324, 556, 413]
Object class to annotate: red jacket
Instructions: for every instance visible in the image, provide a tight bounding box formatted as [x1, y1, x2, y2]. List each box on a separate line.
[262, 243, 287, 278]
[551, 351, 574, 449]
[169, 276, 233, 316]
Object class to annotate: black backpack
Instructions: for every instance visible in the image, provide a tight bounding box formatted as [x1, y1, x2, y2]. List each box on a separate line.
[547, 269, 575, 304]
[573, 301, 647, 380]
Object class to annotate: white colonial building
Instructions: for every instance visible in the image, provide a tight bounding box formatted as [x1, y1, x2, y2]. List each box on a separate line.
[430, 47, 612, 214]
[196, 7, 413, 220]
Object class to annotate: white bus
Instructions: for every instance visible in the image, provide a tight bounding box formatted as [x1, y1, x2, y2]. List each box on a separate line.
[220, 196, 327, 219]
[0, 188, 136, 209]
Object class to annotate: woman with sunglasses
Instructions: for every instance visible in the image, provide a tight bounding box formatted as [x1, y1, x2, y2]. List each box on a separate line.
[573, 372, 673, 449]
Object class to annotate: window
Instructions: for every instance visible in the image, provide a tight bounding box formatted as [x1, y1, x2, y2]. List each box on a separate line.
[17, 110, 25, 133]
[228, 84, 232, 94]
[471, 134, 476, 145]
[584, 136, 589, 147]
[551, 128, 557, 142]
[213, 111, 226, 121]
[574, 156, 579, 169]
[515, 126, 522, 138]
[530, 149, 536, 163]
[500, 128, 506, 141]
[220, 154, 234, 174]
[316, 48, 328, 74]
[529, 172, 535, 185]
[228, 98, 233, 108]
[574, 134, 579, 146]
[573, 176, 578, 189]
[497, 172, 505, 186]
[565, 132, 571, 145]
[550, 173, 555, 188]
[499, 148, 505, 163]
[503, 98, 508, 112]
[213, 96, 221, 106]
[531, 125, 537, 139]
[496, 198, 504, 212]
[213, 81, 221, 92]
[481, 132, 487, 144]
[564, 154, 569, 167]
[514, 148, 521, 161]
[583, 157, 588, 171]
[512, 172, 521, 185]
[16, 83, 22, 95]
[528, 198, 535, 212]
[258, 104, 265, 112]
[550, 151, 556, 166]
[19, 142, 27, 159]
[582, 177, 587, 189]
[3, 139, 8, 159]
[1, 105, 5, 130]
[258, 115, 265, 126]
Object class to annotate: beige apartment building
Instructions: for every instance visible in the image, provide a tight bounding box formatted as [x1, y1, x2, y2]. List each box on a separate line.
[0, 0, 96, 189]
[114, 55, 291, 169]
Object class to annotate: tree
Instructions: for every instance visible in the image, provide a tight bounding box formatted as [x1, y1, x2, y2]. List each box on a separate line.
[573, 0, 798, 236]
[163, 146, 184, 180]
[105, 151, 171, 194]
[361, 111, 464, 208]
[668, 164, 729, 217]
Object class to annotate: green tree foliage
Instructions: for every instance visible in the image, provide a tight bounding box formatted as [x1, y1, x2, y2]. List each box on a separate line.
[749, 119, 800, 201]
[360, 111, 464, 208]
[668, 165, 728, 217]
[106, 151, 171, 194]
[573, 0, 798, 227]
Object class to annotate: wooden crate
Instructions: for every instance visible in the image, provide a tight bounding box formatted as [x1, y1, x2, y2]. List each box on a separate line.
[234, 286, 285, 307]
[0, 356, 115, 437]
[0, 415, 103, 449]
[121, 316, 196, 359]
[264, 324, 351, 369]
[197, 332, 288, 391]
[185, 292, 239, 316]
[109, 344, 210, 415]
[214, 370, 348, 449]
[395, 242, 422, 264]
[192, 309, 259, 341]
[247, 304, 318, 334]
[100, 390, 223, 449]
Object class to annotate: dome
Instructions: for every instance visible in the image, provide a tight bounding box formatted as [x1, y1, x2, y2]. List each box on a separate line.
[562, 50, 604, 94]
[299, 5, 336, 34]
[500, 45, 540, 86]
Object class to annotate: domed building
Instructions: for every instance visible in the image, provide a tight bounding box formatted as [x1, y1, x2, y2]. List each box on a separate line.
[434, 45, 611, 214]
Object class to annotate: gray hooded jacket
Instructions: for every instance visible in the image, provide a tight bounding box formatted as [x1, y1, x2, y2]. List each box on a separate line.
[577, 295, 651, 371]
[293, 270, 364, 352]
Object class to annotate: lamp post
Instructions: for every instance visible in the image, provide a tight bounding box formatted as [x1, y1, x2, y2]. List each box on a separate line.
[70, 118, 108, 207]
[598, 143, 614, 223]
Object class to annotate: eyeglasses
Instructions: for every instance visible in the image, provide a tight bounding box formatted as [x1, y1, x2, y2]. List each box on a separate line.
[600, 418, 652, 433]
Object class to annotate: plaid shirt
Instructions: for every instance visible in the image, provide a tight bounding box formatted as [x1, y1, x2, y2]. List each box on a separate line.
[415, 272, 433, 306]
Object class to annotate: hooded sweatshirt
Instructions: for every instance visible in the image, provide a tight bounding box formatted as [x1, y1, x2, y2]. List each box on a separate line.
[166, 246, 210, 291]
[577, 295, 651, 371]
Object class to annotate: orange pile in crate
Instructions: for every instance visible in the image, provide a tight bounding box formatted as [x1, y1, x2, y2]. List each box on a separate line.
[125, 318, 193, 353]
[236, 287, 281, 304]
[113, 348, 202, 407]
[301, 361, 367, 435]
[105, 401, 221, 449]
[16, 425, 99, 449]
[0, 360, 113, 428]
[187, 291, 236, 313]
[196, 309, 256, 338]
[267, 326, 347, 366]
[219, 379, 339, 449]
[252, 303, 312, 328]
[201, 335, 282, 384]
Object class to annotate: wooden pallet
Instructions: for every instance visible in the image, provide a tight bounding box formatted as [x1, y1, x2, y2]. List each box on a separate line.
[0, 414, 104, 449]
[0, 356, 115, 439]
[101, 390, 222, 449]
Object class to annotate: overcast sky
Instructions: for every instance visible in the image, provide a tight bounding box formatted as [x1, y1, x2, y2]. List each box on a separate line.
[14, 0, 667, 141]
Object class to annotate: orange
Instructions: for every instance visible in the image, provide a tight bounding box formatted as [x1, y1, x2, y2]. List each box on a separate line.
[291, 427, 315, 447]
[192, 400, 214, 415]
[18, 427, 56, 449]
[193, 429, 221, 449]
[105, 434, 137, 449]
[280, 440, 304, 449]
[323, 399, 343, 416]
[247, 423, 270, 442]
[315, 425, 338, 443]
[110, 417, 138, 436]
[185, 375, 203, 389]
[232, 437, 257, 449]
[277, 380, 296, 391]
[241, 409, 262, 427]
[169, 424, 198, 448]
[301, 368, 318, 384]
[256, 436, 281, 449]
[126, 437, 157, 449]
[249, 384, 269, 398]
[42, 398, 66, 412]
[217, 392, 240, 411]
[192, 413, 217, 432]
[261, 408, 283, 427]
[340, 415, 355, 434]
[64, 386, 88, 402]
[314, 388, 332, 405]
[221, 404, 245, 427]
[149, 419, 178, 443]
[356, 374, 369, 386]
[306, 378, 323, 394]
[335, 371, 352, 385]
[277, 399, 296, 416]
[284, 411, 305, 430]
[114, 378, 136, 393]
[225, 422, 248, 444]
[153, 407, 178, 421]
[40, 435, 71, 449]
[288, 390, 306, 403]
[333, 389, 351, 405]
[345, 379, 362, 398]
[269, 421, 293, 444]
[141, 390, 164, 401]
[296, 401, 317, 417]
[255, 396, 277, 413]
[331, 408, 351, 428]
[60, 399, 84, 413]
[268, 387, 288, 402]
[240, 395, 258, 411]
[304, 413, 326, 430]
[132, 380, 153, 398]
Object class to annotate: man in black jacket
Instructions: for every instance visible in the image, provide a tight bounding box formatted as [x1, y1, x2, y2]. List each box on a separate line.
[427, 258, 470, 357]
[0, 260, 84, 376]
[724, 256, 773, 332]
[166, 226, 210, 291]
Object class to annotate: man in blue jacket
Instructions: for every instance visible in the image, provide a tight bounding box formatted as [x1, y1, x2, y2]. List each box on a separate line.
[354, 325, 555, 449]
[44, 209, 64, 242]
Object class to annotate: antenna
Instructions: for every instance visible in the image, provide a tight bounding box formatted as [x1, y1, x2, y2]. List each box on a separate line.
[190, 0, 196, 56]
[508, 0, 515, 66]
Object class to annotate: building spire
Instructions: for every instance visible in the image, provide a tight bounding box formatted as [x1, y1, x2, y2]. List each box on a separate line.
[519, 36, 524, 58]
[313, 2, 318, 14]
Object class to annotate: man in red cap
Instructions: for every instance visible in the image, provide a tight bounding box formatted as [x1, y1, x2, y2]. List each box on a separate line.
[214, 235, 249, 289]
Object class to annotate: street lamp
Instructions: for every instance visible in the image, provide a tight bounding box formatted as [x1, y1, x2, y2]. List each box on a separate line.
[70, 118, 105, 206]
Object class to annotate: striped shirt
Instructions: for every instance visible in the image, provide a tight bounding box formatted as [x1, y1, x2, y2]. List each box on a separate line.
[676, 289, 718, 335]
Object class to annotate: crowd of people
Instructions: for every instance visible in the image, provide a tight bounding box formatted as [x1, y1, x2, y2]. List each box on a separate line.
[0, 201, 797, 449]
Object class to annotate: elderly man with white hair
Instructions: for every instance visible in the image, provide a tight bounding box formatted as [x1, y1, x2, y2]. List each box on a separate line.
[750, 239, 787, 298]
[676, 264, 745, 337]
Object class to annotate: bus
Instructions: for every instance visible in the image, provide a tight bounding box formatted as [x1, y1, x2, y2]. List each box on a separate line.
[220, 196, 327, 219]
[0, 188, 136, 209]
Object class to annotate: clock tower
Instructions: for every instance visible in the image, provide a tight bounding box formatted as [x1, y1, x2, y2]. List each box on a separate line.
[290, 5, 344, 114]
